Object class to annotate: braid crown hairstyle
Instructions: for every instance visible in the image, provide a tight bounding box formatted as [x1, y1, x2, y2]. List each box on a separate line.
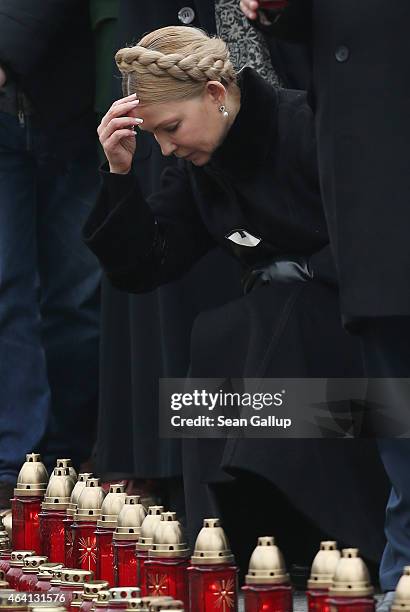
[115, 26, 237, 105]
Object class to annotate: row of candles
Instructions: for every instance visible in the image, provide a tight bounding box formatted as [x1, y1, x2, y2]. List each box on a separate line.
[3, 453, 410, 611]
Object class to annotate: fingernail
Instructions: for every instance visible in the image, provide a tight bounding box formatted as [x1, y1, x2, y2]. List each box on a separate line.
[134, 118, 143, 124]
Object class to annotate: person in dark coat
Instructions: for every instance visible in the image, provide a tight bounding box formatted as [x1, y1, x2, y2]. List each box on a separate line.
[96, 1, 242, 499]
[0, 0, 100, 502]
[97, 0, 307, 499]
[83, 25, 389, 571]
[239, 0, 410, 600]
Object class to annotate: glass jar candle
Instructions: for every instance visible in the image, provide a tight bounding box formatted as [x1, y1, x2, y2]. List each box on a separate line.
[17, 556, 48, 592]
[242, 537, 291, 612]
[327, 549, 375, 612]
[71, 479, 105, 574]
[188, 519, 238, 612]
[6, 553, 36, 590]
[79, 581, 109, 612]
[59, 569, 94, 610]
[307, 542, 340, 612]
[112, 497, 146, 588]
[95, 485, 126, 586]
[145, 513, 189, 606]
[12, 455, 48, 553]
[64, 474, 93, 568]
[134, 507, 163, 594]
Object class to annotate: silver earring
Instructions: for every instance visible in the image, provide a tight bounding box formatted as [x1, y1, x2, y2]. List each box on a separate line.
[219, 105, 229, 118]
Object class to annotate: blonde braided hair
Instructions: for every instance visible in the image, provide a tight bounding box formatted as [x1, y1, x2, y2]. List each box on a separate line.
[115, 26, 237, 105]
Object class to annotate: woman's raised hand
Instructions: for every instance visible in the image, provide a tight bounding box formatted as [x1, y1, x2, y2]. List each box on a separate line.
[97, 94, 143, 174]
[239, 0, 260, 20]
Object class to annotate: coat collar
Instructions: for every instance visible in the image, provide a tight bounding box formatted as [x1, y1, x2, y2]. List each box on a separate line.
[206, 66, 278, 176]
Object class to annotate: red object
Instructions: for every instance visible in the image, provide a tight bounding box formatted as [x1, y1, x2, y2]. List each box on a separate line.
[12, 497, 42, 553]
[259, 0, 289, 9]
[242, 583, 292, 611]
[145, 557, 189, 605]
[80, 601, 95, 612]
[307, 588, 331, 612]
[135, 549, 148, 594]
[60, 584, 88, 610]
[39, 509, 66, 563]
[48, 584, 62, 597]
[64, 515, 75, 567]
[0, 552, 12, 574]
[17, 570, 39, 592]
[34, 574, 53, 593]
[71, 522, 98, 573]
[95, 526, 115, 586]
[327, 596, 375, 612]
[189, 564, 239, 612]
[6, 566, 25, 590]
[113, 540, 137, 587]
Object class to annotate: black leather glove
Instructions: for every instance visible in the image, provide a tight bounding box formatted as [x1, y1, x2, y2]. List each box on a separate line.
[243, 256, 313, 293]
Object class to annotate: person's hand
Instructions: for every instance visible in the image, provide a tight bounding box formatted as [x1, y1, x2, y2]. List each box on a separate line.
[0, 65, 7, 88]
[97, 93, 143, 174]
[240, 0, 260, 20]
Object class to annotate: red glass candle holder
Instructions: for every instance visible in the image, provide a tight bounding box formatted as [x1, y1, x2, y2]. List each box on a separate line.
[17, 556, 48, 592]
[5, 553, 35, 590]
[135, 550, 148, 594]
[328, 549, 375, 612]
[326, 596, 375, 612]
[64, 514, 76, 568]
[134, 506, 163, 594]
[32, 562, 64, 593]
[106, 587, 141, 612]
[242, 583, 292, 611]
[112, 541, 137, 588]
[189, 564, 239, 612]
[145, 557, 189, 604]
[0, 552, 12, 574]
[59, 569, 94, 609]
[39, 509, 66, 563]
[95, 527, 115, 585]
[12, 454, 48, 553]
[242, 536, 293, 612]
[72, 522, 98, 573]
[79, 581, 109, 612]
[307, 588, 332, 612]
[11, 498, 42, 554]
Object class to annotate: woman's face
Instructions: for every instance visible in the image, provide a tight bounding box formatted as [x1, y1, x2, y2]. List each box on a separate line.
[131, 82, 234, 166]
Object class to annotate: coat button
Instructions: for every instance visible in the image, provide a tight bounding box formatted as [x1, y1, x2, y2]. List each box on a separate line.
[335, 45, 350, 62]
[178, 7, 196, 24]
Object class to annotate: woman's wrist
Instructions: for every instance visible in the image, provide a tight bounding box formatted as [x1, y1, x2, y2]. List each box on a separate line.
[109, 164, 131, 175]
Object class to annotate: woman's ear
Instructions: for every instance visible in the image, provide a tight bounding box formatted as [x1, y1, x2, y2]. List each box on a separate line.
[205, 81, 227, 106]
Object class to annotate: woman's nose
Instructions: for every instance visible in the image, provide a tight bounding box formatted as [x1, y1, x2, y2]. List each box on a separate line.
[156, 135, 177, 157]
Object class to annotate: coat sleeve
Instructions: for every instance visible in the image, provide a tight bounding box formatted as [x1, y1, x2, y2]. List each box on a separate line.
[0, 0, 80, 76]
[252, 0, 312, 44]
[82, 163, 216, 293]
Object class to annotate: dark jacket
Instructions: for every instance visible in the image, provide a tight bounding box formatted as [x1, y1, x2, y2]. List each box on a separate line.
[253, 0, 410, 323]
[84, 67, 332, 289]
[84, 67, 388, 560]
[0, 0, 96, 149]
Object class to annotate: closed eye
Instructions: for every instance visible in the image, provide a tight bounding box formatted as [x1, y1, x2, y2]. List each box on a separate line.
[164, 123, 179, 133]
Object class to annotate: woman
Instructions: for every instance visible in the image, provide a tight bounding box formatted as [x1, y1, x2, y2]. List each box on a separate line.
[84, 26, 388, 570]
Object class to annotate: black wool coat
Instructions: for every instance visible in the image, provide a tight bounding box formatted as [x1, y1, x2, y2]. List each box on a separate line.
[84, 68, 330, 289]
[254, 0, 410, 323]
[95, 0, 242, 481]
[84, 67, 389, 559]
